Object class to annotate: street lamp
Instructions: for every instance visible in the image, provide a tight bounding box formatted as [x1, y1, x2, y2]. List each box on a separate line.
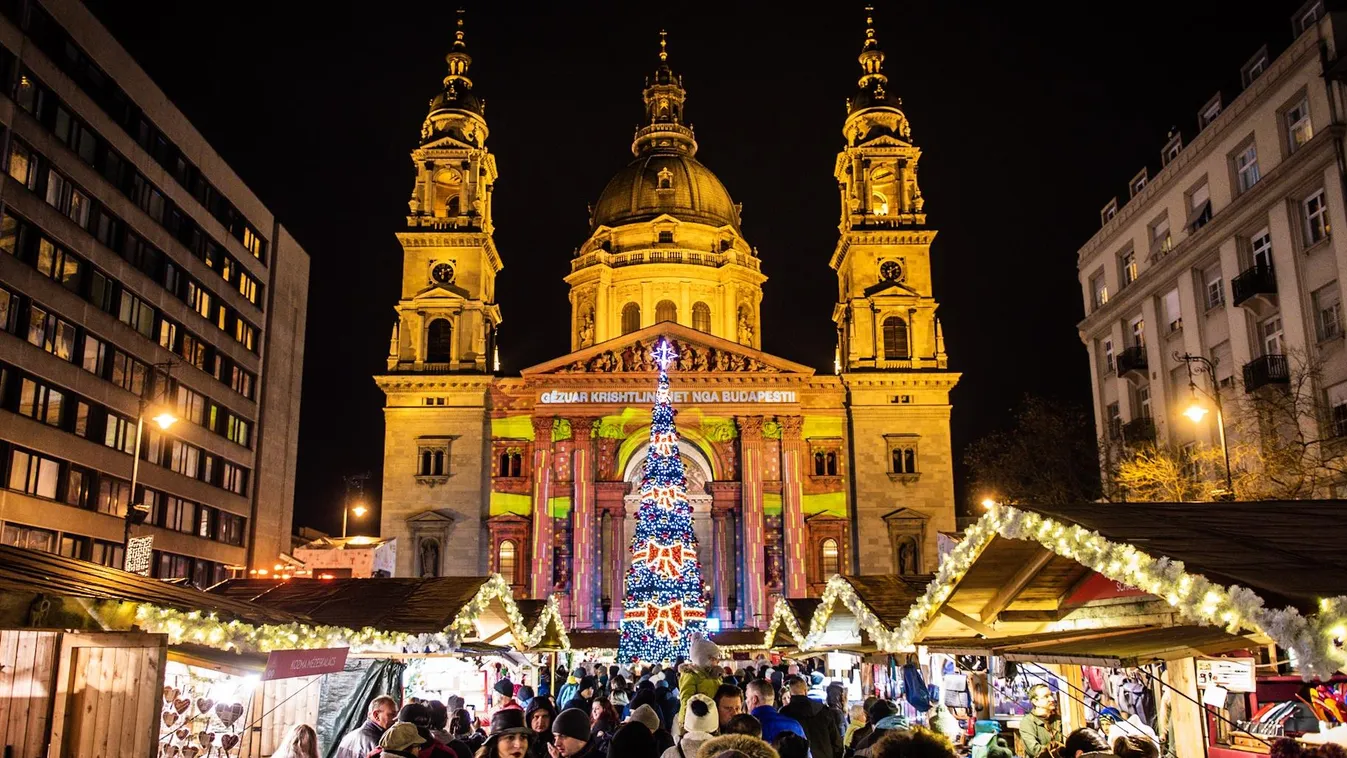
[124, 362, 179, 572]
[342, 502, 368, 539]
[1175, 352, 1234, 500]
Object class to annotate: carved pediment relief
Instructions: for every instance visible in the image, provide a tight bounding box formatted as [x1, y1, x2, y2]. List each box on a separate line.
[521, 323, 815, 376]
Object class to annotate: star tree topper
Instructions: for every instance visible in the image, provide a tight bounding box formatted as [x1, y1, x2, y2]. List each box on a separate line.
[652, 338, 677, 371]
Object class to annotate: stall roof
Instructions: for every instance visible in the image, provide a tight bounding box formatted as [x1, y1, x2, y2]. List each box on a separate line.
[839, 575, 934, 628]
[922, 625, 1261, 667]
[211, 577, 495, 634]
[0, 544, 307, 627]
[1020, 502, 1347, 612]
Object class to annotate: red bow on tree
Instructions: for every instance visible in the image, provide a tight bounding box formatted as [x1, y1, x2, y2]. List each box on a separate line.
[648, 485, 681, 510]
[634, 541, 689, 578]
[625, 600, 706, 640]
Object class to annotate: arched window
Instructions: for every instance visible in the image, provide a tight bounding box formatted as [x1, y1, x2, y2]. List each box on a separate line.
[446, 196, 460, 216]
[882, 316, 909, 360]
[826, 451, 838, 476]
[498, 451, 521, 477]
[427, 319, 453, 362]
[814, 451, 827, 476]
[692, 302, 711, 333]
[871, 192, 889, 215]
[820, 538, 840, 578]
[655, 300, 677, 323]
[498, 540, 516, 583]
[621, 303, 641, 335]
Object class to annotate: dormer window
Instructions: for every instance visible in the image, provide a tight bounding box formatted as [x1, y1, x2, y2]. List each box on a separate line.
[658, 230, 674, 244]
[657, 167, 673, 190]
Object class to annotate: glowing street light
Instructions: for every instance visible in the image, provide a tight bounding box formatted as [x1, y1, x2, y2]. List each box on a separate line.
[124, 362, 179, 572]
[1175, 352, 1234, 500]
[342, 501, 369, 539]
[1182, 401, 1209, 424]
[980, 497, 998, 510]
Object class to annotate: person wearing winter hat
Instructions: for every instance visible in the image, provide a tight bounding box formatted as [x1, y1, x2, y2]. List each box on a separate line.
[606, 721, 661, 758]
[694, 734, 781, 758]
[627, 703, 663, 733]
[476, 709, 531, 758]
[381, 723, 429, 758]
[851, 700, 909, 758]
[494, 678, 524, 714]
[563, 676, 598, 713]
[549, 708, 604, 758]
[661, 694, 718, 758]
[676, 636, 725, 736]
[525, 698, 559, 758]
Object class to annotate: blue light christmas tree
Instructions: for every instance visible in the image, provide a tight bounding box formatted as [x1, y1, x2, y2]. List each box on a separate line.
[618, 338, 708, 664]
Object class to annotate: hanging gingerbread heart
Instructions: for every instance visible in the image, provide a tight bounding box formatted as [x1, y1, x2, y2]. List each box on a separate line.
[161, 711, 177, 727]
[196, 698, 214, 715]
[221, 733, 240, 751]
[214, 702, 231, 722]
[163, 686, 178, 703]
[175, 728, 189, 741]
[222, 702, 244, 725]
[198, 731, 215, 746]
[159, 745, 180, 758]
[181, 747, 200, 758]
[173, 697, 191, 714]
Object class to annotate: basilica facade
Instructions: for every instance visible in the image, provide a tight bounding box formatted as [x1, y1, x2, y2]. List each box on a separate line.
[375, 13, 960, 630]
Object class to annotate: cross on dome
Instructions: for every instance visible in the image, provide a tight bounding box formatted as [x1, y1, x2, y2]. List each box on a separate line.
[651, 338, 678, 370]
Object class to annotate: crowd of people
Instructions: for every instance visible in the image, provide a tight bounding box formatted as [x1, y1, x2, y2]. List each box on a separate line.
[263, 638, 1165, 758]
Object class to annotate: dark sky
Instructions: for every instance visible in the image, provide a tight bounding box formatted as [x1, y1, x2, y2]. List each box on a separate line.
[84, 0, 1303, 536]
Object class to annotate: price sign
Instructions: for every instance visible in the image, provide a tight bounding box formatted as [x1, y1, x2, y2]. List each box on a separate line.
[1196, 657, 1255, 693]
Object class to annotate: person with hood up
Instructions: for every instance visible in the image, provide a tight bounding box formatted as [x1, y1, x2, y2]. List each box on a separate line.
[475, 709, 532, 758]
[526, 698, 558, 758]
[851, 700, 909, 758]
[563, 676, 598, 714]
[662, 693, 718, 758]
[694, 734, 781, 758]
[494, 679, 525, 714]
[678, 636, 726, 735]
[606, 721, 661, 758]
[556, 673, 581, 710]
[549, 708, 605, 758]
[825, 682, 848, 735]
[744, 680, 803, 744]
[779, 676, 843, 758]
[1059, 728, 1115, 758]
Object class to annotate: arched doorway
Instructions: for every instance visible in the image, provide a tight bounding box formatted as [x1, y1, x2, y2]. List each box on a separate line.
[619, 439, 715, 593]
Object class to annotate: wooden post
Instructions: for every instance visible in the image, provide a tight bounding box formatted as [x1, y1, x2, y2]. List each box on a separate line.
[1059, 664, 1088, 735]
[1166, 657, 1207, 758]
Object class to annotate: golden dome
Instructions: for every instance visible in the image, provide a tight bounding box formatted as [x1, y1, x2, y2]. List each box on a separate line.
[591, 152, 740, 232]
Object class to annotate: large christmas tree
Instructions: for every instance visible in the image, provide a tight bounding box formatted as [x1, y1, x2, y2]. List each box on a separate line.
[618, 338, 708, 664]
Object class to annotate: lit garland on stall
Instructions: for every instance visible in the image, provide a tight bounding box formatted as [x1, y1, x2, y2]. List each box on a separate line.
[111, 573, 571, 656]
[783, 506, 1346, 680]
[618, 338, 709, 664]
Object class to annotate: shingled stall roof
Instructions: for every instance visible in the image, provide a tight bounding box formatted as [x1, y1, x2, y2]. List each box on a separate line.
[765, 575, 933, 653]
[0, 543, 306, 629]
[210, 576, 569, 650]
[1020, 502, 1347, 613]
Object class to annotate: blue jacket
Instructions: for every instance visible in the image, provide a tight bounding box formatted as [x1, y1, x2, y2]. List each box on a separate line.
[752, 705, 805, 743]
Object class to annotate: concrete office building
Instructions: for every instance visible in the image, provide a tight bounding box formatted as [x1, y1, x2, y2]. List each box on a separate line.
[0, 0, 309, 584]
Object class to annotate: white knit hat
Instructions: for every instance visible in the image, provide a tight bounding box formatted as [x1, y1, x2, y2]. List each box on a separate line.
[689, 634, 721, 667]
[684, 694, 718, 734]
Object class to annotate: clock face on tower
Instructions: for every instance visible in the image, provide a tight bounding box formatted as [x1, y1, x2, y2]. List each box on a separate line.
[880, 260, 904, 282]
[431, 262, 456, 285]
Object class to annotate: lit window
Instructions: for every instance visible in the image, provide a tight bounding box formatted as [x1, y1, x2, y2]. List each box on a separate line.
[1287, 98, 1313, 152]
[655, 300, 677, 324]
[1304, 189, 1329, 246]
[1120, 251, 1138, 287]
[1313, 282, 1342, 342]
[820, 538, 839, 578]
[692, 302, 711, 333]
[498, 540, 517, 582]
[882, 317, 908, 360]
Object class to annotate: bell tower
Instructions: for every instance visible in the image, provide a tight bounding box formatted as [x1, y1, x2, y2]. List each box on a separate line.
[388, 10, 502, 373]
[831, 8, 945, 372]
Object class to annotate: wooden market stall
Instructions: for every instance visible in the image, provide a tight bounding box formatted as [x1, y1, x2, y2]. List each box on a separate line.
[0, 543, 309, 758]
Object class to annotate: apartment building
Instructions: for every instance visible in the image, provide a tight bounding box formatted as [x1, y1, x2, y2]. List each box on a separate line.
[0, 0, 309, 585]
[1077, 1, 1347, 490]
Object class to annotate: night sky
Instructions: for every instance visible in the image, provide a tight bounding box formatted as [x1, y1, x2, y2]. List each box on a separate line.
[83, 0, 1302, 537]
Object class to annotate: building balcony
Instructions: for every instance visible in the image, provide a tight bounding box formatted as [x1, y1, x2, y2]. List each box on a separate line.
[1121, 417, 1156, 443]
[1243, 354, 1290, 393]
[1231, 263, 1277, 307]
[1117, 345, 1148, 380]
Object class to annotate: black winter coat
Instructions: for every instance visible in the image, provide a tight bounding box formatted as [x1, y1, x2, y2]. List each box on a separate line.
[780, 697, 844, 758]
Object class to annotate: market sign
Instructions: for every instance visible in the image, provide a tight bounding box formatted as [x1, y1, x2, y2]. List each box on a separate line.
[262, 647, 349, 681]
[1195, 657, 1255, 693]
[539, 389, 797, 405]
[125, 535, 154, 576]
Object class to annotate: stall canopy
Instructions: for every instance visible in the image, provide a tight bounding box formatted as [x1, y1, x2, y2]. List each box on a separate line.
[0, 543, 307, 630]
[923, 625, 1261, 667]
[764, 575, 932, 653]
[892, 502, 1347, 679]
[211, 576, 570, 652]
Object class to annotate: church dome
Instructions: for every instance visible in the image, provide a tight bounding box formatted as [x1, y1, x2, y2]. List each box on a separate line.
[591, 152, 740, 232]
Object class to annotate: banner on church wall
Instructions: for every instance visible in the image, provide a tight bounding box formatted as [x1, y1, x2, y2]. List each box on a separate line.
[539, 389, 798, 405]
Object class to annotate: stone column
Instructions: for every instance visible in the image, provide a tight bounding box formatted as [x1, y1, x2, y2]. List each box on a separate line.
[569, 417, 599, 627]
[779, 416, 807, 597]
[707, 481, 741, 627]
[595, 482, 629, 628]
[736, 416, 768, 628]
[529, 416, 555, 598]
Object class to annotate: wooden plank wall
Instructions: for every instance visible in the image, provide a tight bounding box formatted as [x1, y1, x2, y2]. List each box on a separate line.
[0, 630, 59, 758]
[240, 675, 322, 758]
[47, 633, 167, 758]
